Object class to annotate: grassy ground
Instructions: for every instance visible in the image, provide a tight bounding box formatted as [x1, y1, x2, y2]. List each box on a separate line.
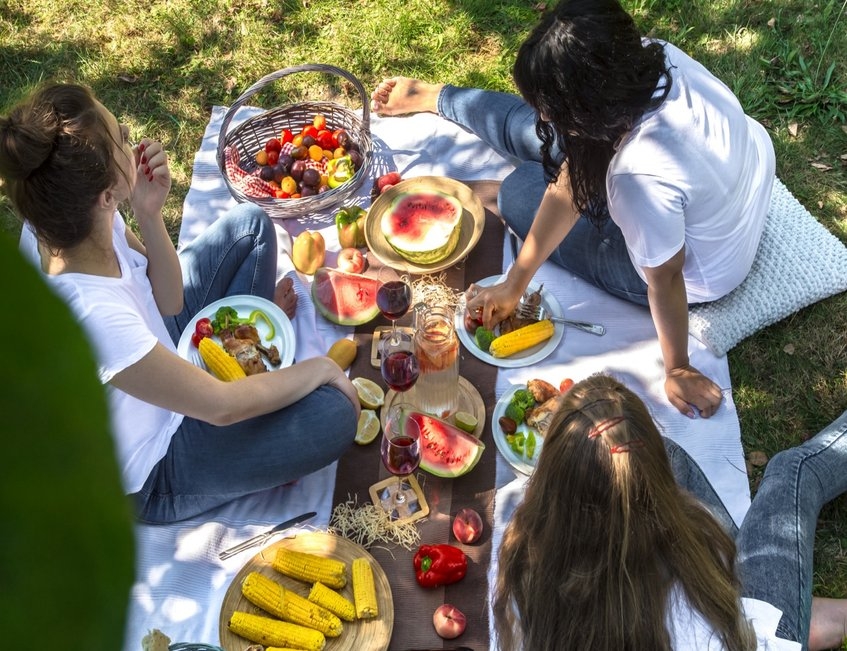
[2, 0, 847, 620]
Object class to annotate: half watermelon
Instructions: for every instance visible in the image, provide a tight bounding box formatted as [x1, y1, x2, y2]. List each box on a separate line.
[381, 190, 463, 265]
[405, 410, 485, 478]
[311, 267, 381, 326]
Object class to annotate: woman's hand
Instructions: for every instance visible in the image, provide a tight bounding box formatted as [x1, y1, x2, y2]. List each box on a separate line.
[464, 277, 526, 330]
[665, 364, 724, 419]
[131, 138, 171, 221]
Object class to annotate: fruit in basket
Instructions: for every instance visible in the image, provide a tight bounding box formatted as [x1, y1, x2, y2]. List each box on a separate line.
[406, 411, 485, 477]
[292, 230, 326, 275]
[381, 190, 463, 265]
[326, 155, 356, 189]
[311, 266, 381, 326]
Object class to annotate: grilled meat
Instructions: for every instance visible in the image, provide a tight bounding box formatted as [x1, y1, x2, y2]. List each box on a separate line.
[220, 328, 267, 375]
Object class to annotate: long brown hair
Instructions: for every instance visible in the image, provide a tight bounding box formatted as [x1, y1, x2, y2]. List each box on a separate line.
[493, 374, 754, 651]
[0, 83, 121, 251]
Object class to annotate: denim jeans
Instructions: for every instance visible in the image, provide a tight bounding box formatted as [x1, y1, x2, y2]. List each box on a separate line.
[134, 203, 357, 523]
[665, 411, 847, 648]
[437, 85, 649, 306]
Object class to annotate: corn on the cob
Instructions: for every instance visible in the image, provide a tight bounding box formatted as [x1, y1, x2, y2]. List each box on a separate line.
[227, 611, 326, 651]
[308, 581, 356, 622]
[489, 319, 555, 358]
[241, 572, 343, 637]
[273, 549, 347, 590]
[198, 337, 246, 381]
[351, 557, 379, 619]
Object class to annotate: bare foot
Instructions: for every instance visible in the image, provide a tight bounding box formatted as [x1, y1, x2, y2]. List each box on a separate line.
[274, 276, 297, 319]
[809, 597, 847, 651]
[369, 77, 443, 116]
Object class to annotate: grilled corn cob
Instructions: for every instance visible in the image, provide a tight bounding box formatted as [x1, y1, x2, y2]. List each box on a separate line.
[227, 611, 325, 650]
[198, 337, 246, 380]
[273, 549, 347, 590]
[241, 572, 343, 637]
[489, 319, 555, 358]
[308, 581, 356, 622]
[351, 557, 379, 619]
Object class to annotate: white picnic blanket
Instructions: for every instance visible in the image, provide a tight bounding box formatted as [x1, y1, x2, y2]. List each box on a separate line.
[122, 106, 750, 649]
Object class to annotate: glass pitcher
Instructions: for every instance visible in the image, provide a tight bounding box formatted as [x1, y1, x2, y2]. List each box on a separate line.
[412, 305, 460, 419]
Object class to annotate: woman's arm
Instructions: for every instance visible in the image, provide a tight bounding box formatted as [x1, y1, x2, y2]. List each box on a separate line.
[110, 344, 360, 426]
[642, 248, 723, 418]
[467, 170, 580, 327]
[125, 138, 184, 315]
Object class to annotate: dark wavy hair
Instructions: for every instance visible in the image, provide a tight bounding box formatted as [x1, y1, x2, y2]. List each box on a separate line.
[0, 83, 121, 251]
[513, 0, 671, 226]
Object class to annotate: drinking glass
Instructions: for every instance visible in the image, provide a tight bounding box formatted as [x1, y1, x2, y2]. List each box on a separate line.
[376, 266, 413, 345]
[380, 329, 420, 393]
[379, 403, 422, 508]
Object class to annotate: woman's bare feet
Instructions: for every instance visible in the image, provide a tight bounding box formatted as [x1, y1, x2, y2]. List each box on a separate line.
[369, 77, 443, 116]
[274, 275, 297, 319]
[808, 597, 847, 651]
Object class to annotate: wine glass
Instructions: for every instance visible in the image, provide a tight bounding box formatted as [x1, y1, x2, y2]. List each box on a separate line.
[380, 328, 420, 393]
[380, 402, 422, 509]
[376, 266, 413, 344]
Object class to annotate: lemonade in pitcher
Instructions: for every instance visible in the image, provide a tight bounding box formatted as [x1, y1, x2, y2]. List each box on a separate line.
[412, 306, 460, 418]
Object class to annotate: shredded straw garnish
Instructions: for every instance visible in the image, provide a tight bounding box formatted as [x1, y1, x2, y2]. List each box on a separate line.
[329, 495, 421, 551]
[411, 273, 462, 310]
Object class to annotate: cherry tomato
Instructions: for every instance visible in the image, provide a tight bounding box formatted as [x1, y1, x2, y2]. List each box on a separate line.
[302, 125, 318, 139]
[191, 331, 203, 348]
[264, 138, 282, 153]
[195, 317, 214, 338]
[280, 129, 294, 145]
[316, 129, 335, 150]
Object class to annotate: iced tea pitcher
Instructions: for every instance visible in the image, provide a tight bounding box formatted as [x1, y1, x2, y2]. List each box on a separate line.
[412, 305, 460, 418]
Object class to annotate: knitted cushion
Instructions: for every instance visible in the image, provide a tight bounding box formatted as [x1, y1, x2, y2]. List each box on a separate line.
[689, 178, 847, 357]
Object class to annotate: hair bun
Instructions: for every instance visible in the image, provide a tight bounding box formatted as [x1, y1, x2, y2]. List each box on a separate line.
[0, 107, 60, 180]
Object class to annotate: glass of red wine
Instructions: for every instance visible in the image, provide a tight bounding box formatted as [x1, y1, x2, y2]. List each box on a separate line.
[380, 402, 422, 507]
[377, 265, 413, 345]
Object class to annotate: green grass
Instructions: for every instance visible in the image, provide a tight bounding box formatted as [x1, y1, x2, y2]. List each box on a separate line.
[2, 0, 847, 622]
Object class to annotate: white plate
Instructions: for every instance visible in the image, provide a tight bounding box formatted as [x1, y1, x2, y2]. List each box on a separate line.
[454, 275, 565, 368]
[177, 295, 295, 372]
[492, 385, 543, 475]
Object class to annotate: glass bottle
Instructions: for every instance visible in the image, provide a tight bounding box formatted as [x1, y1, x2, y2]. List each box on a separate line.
[412, 306, 460, 419]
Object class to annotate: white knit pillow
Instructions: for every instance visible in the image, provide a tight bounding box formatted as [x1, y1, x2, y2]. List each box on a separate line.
[689, 178, 847, 357]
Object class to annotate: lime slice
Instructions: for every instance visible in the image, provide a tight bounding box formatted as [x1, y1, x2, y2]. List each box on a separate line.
[355, 409, 381, 445]
[454, 411, 478, 434]
[351, 377, 385, 409]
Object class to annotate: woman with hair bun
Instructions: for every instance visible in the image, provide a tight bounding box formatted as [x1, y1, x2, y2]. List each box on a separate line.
[0, 83, 359, 523]
[493, 373, 847, 651]
[370, 0, 775, 420]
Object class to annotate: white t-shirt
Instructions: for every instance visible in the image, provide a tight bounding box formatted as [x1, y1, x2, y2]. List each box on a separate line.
[607, 41, 776, 303]
[20, 214, 183, 493]
[667, 586, 801, 650]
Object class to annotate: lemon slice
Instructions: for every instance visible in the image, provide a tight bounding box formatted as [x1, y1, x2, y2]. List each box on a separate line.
[351, 377, 385, 409]
[454, 411, 478, 434]
[355, 409, 381, 445]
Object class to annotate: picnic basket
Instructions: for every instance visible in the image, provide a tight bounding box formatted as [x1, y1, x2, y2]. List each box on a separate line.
[216, 63, 373, 219]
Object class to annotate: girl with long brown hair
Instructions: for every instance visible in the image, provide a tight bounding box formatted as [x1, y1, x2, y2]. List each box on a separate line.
[492, 374, 847, 650]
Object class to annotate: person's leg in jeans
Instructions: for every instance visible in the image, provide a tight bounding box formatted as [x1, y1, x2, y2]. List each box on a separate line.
[163, 203, 278, 344]
[134, 384, 357, 523]
[736, 411, 847, 648]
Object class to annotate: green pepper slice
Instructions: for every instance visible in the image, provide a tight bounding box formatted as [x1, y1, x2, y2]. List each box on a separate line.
[249, 309, 275, 340]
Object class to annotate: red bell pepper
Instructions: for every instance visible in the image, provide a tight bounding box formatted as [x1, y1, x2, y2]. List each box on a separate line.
[413, 544, 467, 589]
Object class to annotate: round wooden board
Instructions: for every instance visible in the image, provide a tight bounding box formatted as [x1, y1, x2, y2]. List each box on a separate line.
[364, 176, 485, 274]
[218, 532, 393, 651]
[382, 375, 485, 438]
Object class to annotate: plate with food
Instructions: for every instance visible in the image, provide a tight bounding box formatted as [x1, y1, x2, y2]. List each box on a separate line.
[455, 276, 565, 368]
[177, 295, 295, 375]
[493, 378, 574, 475]
[218, 532, 393, 651]
[364, 176, 485, 274]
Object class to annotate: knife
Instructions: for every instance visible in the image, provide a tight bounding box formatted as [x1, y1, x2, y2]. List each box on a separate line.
[219, 511, 317, 560]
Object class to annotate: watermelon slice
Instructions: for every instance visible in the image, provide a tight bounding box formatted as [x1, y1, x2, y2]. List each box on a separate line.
[406, 410, 485, 478]
[381, 190, 463, 265]
[311, 267, 381, 326]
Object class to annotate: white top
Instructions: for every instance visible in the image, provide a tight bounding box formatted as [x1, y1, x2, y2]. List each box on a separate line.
[20, 214, 183, 493]
[667, 586, 801, 650]
[607, 41, 776, 303]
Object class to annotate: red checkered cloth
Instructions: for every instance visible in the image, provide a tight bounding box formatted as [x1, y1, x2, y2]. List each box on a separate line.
[223, 145, 329, 199]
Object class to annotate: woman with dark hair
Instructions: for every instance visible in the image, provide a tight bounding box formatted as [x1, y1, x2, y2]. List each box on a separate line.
[492, 374, 847, 651]
[371, 0, 775, 420]
[0, 83, 359, 523]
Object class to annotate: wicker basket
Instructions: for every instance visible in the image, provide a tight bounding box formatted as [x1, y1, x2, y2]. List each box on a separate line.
[216, 64, 373, 219]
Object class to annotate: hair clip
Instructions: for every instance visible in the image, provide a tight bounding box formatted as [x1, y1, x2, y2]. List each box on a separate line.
[609, 439, 645, 454]
[587, 415, 625, 439]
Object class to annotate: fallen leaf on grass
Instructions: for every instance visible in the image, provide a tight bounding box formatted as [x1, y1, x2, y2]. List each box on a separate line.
[748, 450, 769, 467]
[767, 17, 776, 28]
[811, 162, 833, 171]
[788, 122, 799, 137]
[784, 343, 795, 355]
[117, 74, 138, 84]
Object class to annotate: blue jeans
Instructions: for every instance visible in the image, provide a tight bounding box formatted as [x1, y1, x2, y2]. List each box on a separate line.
[437, 86, 649, 306]
[134, 203, 357, 523]
[665, 412, 847, 648]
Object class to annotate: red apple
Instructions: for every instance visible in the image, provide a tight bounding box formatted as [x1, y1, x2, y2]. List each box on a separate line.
[336, 247, 366, 274]
[452, 507, 483, 544]
[433, 603, 467, 639]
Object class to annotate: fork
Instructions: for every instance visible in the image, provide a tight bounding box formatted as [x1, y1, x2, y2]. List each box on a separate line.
[515, 301, 607, 336]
